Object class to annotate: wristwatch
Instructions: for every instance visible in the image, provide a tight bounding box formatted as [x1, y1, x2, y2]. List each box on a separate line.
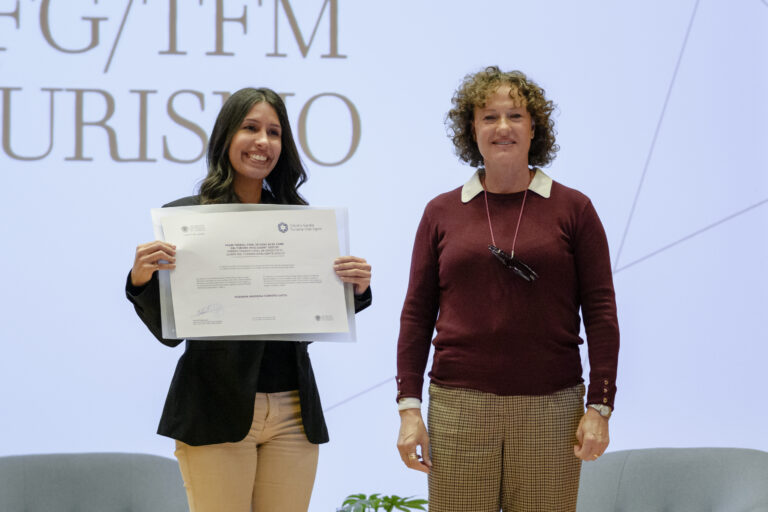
[588, 404, 613, 419]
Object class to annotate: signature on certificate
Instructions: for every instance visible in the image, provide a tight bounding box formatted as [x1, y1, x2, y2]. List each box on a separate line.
[194, 303, 223, 317]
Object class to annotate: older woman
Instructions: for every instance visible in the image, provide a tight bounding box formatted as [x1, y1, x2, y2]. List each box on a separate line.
[396, 67, 619, 512]
[126, 87, 372, 512]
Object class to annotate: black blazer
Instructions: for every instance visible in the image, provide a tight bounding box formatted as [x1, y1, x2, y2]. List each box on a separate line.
[125, 195, 372, 446]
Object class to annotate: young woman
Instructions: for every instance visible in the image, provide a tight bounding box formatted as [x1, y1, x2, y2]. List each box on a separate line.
[126, 87, 372, 512]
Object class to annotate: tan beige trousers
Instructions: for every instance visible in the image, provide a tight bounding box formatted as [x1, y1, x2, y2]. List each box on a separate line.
[174, 390, 319, 512]
[427, 383, 585, 512]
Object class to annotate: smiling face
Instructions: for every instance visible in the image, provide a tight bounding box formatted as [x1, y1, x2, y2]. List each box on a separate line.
[472, 85, 534, 171]
[228, 101, 282, 196]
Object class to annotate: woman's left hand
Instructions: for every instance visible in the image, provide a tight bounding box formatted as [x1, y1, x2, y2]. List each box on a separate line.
[573, 408, 610, 461]
[334, 256, 371, 295]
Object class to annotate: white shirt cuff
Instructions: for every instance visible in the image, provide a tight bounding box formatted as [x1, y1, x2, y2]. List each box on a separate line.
[397, 398, 422, 411]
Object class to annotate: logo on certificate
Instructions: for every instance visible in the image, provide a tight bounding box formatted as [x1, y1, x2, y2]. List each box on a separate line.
[278, 222, 288, 233]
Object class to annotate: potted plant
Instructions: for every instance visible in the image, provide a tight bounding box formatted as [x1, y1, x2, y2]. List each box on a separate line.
[337, 493, 428, 511]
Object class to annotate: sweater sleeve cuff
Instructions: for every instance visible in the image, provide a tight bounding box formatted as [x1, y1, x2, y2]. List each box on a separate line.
[586, 377, 616, 410]
[395, 374, 424, 403]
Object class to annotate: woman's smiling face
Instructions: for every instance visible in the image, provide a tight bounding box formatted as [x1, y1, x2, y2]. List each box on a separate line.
[472, 85, 534, 169]
[228, 101, 282, 191]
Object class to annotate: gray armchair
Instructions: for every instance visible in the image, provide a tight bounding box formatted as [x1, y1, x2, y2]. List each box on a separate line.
[0, 452, 188, 512]
[577, 447, 768, 512]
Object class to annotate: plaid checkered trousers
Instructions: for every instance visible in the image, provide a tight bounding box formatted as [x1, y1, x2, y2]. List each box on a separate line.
[427, 382, 585, 512]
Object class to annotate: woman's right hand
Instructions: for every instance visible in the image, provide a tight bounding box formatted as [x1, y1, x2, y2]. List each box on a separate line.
[131, 241, 176, 287]
[397, 408, 432, 474]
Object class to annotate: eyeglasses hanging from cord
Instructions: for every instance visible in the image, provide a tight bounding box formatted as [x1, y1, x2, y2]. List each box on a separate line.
[483, 184, 539, 282]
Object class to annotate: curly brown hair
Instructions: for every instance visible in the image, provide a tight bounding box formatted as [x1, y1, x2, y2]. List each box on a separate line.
[447, 66, 558, 168]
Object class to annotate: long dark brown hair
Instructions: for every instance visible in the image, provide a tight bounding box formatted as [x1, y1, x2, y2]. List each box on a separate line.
[199, 87, 308, 205]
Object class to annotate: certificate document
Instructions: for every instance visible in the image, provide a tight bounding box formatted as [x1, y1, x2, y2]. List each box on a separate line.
[159, 208, 349, 339]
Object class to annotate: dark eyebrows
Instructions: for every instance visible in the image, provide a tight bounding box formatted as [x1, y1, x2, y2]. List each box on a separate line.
[240, 118, 282, 130]
[477, 105, 526, 115]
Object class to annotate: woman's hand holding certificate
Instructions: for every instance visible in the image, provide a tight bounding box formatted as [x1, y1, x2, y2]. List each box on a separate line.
[131, 241, 176, 287]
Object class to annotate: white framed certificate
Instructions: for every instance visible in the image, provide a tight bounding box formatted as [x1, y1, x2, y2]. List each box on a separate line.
[151, 204, 357, 342]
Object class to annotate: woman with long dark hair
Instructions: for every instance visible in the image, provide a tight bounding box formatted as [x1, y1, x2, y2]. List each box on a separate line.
[126, 87, 372, 512]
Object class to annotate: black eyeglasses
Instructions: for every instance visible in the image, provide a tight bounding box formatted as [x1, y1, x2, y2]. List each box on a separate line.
[488, 244, 539, 282]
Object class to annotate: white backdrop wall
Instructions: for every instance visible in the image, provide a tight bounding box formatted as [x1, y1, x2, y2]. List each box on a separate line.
[1, 0, 766, 510]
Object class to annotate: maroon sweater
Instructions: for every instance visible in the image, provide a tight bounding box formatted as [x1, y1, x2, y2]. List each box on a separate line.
[396, 171, 619, 408]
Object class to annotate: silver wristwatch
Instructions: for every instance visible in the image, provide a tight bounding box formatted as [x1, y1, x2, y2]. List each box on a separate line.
[588, 404, 613, 419]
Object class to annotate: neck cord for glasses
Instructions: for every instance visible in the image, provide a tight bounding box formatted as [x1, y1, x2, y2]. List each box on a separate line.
[483, 183, 528, 258]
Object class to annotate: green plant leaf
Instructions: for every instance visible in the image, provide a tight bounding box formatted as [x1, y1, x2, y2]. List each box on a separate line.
[342, 493, 367, 506]
[399, 497, 428, 511]
[338, 493, 428, 511]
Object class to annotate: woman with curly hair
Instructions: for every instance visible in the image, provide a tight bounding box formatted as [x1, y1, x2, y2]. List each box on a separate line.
[126, 87, 372, 512]
[396, 67, 619, 511]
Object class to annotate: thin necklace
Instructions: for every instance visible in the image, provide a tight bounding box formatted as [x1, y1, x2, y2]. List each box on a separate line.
[482, 183, 528, 258]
